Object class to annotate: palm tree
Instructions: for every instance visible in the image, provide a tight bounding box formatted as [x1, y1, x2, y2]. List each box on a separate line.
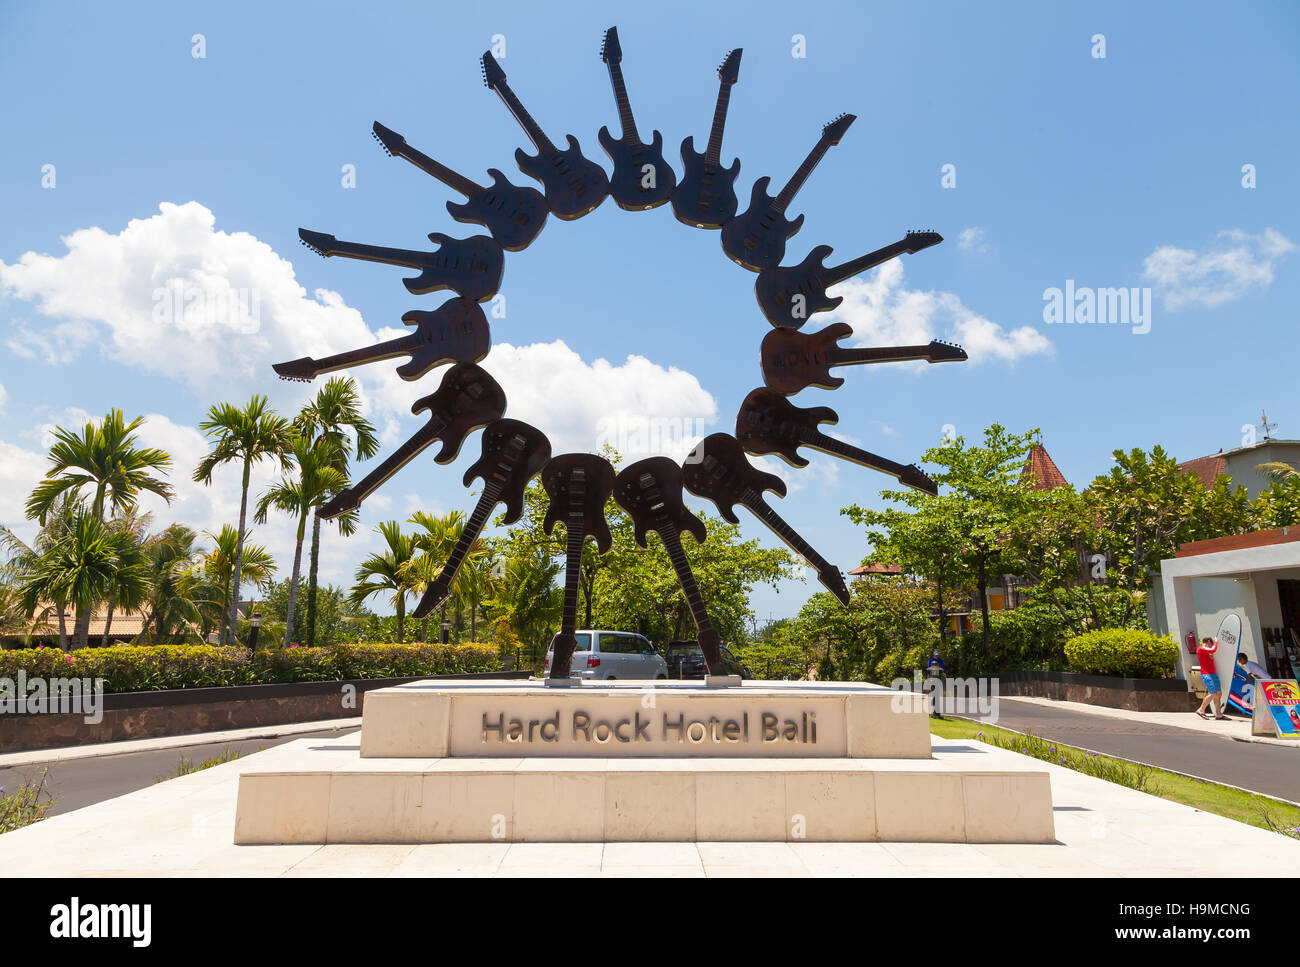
[458, 550, 500, 641]
[255, 436, 355, 647]
[409, 510, 487, 642]
[349, 521, 420, 643]
[134, 525, 219, 644]
[492, 549, 562, 657]
[294, 377, 378, 646]
[203, 525, 277, 643]
[14, 510, 151, 649]
[25, 410, 174, 647]
[100, 505, 154, 644]
[0, 495, 81, 648]
[194, 396, 295, 646]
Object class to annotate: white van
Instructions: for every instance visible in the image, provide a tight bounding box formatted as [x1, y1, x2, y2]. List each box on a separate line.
[543, 630, 669, 680]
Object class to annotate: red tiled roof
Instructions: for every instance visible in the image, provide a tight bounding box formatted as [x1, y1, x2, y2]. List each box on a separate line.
[849, 563, 903, 576]
[1175, 526, 1300, 558]
[1178, 452, 1227, 488]
[1021, 444, 1068, 490]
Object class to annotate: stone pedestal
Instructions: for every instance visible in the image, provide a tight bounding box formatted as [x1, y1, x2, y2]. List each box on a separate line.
[233, 680, 1055, 845]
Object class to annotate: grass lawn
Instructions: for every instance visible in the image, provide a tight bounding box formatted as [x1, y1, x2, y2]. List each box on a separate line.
[932, 716, 1300, 839]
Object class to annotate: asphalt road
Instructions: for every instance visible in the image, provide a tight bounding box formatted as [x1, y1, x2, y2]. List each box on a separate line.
[950, 698, 1300, 803]
[0, 726, 361, 818]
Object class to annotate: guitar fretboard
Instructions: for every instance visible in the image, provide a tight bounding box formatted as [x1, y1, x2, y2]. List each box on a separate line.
[606, 62, 640, 145]
[333, 413, 450, 511]
[436, 476, 504, 592]
[739, 486, 835, 574]
[639, 475, 715, 638]
[826, 239, 912, 287]
[827, 343, 942, 367]
[559, 473, 587, 638]
[774, 136, 832, 212]
[491, 80, 557, 156]
[704, 82, 733, 165]
[390, 139, 482, 199]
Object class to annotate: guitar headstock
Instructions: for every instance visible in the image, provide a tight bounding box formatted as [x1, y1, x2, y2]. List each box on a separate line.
[614, 456, 707, 549]
[411, 362, 507, 463]
[821, 113, 857, 145]
[717, 48, 742, 84]
[271, 357, 317, 383]
[925, 339, 968, 364]
[600, 26, 622, 64]
[904, 229, 944, 253]
[897, 464, 938, 496]
[542, 453, 617, 553]
[683, 433, 786, 524]
[465, 419, 552, 524]
[480, 51, 507, 90]
[371, 121, 406, 158]
[297, 229, 336, 257]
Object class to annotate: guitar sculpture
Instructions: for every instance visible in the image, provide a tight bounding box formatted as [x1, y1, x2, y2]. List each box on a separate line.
[597, 26, 676, 211]
[297, 228, 504, 302]
[412, 419, 552, 619]
[273, 297, 490, 383]
[371, 121, 547, 252]
[613, 457, 726, 674]
[481, 51, 610, 220]
[542, 453, 617, 678]
[684, 433, 849, 605]
[736, 388, 937, 495]
[754, 230, 944, 328]
[761, 326, 967, 395]
[720, 113, 855, 272]
[670, 48, 743, 229]
[318, 363, 507, 520]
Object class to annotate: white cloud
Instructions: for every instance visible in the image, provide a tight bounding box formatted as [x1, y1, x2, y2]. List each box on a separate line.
[825, 259, 1052, 365]
[0, 382, 7, 415]
[1143, 228, 1296, 311]
[485, 339, 717, 462]
[958, 227, 989, 253]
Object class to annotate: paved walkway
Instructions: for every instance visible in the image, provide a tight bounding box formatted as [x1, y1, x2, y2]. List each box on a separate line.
[950, 697, 1300, 803]
[3, 734, 1298, 877]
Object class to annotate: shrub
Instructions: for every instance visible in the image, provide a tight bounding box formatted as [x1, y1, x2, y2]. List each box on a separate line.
[1064, 628, 1178, 678]
[0, 642, 502, 693]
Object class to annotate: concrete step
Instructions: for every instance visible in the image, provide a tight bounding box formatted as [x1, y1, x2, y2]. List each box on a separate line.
[234, 738, 1055, 845]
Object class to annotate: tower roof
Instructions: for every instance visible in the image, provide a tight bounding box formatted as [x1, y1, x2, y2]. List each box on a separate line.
[1021, 443, 1068, 490]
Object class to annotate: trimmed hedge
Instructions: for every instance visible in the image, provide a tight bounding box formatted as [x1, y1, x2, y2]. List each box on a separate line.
[1064, 629, 1178, 679]
[0, 642, 501, 694]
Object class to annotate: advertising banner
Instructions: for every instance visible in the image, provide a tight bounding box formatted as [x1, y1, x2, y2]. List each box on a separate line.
[1252, 679, 1300, 739]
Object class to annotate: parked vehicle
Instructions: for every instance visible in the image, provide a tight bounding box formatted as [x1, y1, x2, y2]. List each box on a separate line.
[543, 630, 668, 680]
[663, 640, 753, 680]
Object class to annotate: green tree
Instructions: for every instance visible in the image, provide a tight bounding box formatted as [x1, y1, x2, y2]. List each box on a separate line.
[293, 377, 378, 646]
[349, 521, 420, 643]
[203, 524, 277, 642]
[25, 410, 174, 647]
[254, 436, 354, 646]
[135, 524, 222, 644]
[194, 395, 295, 646]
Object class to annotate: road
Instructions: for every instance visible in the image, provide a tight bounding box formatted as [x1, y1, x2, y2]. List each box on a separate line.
[0, 726, 361, 818]
[949, 697, 1300, 803]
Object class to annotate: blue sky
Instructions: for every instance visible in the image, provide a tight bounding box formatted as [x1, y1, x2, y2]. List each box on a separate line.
[1, 0, 1297, 624]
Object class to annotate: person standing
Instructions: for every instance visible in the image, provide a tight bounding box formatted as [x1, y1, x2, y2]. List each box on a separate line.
[1195, 636, 1226, 720]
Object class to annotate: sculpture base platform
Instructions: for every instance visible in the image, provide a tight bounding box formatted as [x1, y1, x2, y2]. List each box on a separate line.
[233, 680, 1055, 845]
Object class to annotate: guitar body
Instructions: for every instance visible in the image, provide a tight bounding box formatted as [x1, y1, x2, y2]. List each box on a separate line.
[462, 419, 553, 525]
[613, 457, 707, 550]
[394, 298, 491, 381]
[753, 245, 842, 329]
[681, 433, 786, 524]
[670, 136, 740, 229]
[403, 233, 504, 301]
[515, 135, 610, 220]
[446, 168, 548, 252]
[597, 126, 676, 211]
[760, 322, 854, 395]
[411, 362, 509, 464]
[720, 177, 805, 271]
[542, 453, 617, 552]
[735, 388, 837, 468]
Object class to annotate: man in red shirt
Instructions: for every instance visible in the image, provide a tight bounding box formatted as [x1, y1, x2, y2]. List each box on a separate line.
[1195, 636, 1226, 720]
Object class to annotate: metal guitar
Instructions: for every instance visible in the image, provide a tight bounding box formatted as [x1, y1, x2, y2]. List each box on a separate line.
[297, 228, 503, 302]
[670, 48, 742, 229]
[761, 325, 967, 395]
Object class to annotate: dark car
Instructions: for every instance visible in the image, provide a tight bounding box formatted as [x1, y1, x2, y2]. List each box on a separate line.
[664, 641, 753, 680]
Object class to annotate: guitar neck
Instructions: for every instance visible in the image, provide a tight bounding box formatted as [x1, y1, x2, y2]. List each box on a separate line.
[826, 343, 943, 367]
[606, 62, 640, 144]
[492, 81, 556, 155]
[437, 478, 503, 588]
[799, 430, 913, 481]
[328, 414, 449, 512]
[389, 140, 482, 199]
[301, 331, 424, 378]
[825, 239, 913, 286]
[704, 81, 733, 164]
[774, 136, 831, 212]
[654, 521, 716, 640]
[739, 487, 836, 575]
[559, 514, 585, 638]
[327, 240, 428, 271]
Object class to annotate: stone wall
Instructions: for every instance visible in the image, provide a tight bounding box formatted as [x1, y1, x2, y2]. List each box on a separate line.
[996, 670, 1198, 712]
